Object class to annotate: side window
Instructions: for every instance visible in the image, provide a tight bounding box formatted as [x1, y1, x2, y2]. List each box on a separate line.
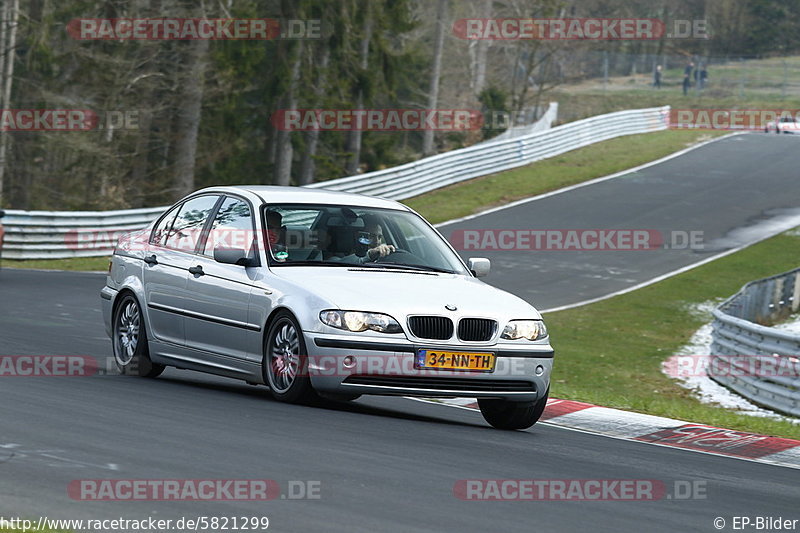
[150, 204, 181, 247]
[203, 196, 254, 256]
[165, 195, 220, 253]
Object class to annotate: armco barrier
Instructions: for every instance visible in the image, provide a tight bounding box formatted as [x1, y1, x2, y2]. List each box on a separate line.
[0, 207, 167, 260]
[305, 105, 669, 199]
[1, 105, 669, 259]
[710, 267, 800, 417]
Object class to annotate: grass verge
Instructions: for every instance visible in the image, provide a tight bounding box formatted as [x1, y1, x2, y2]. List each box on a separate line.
[403, 129, 727, 224]
[2, 256, 110, 272]
[544, 230, 800, 439]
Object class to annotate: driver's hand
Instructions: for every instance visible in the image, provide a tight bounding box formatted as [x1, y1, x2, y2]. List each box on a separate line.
[368, 244, 395, 259]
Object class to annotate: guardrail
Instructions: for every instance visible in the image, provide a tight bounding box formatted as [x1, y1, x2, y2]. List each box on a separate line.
[476, 102, 559, 144]
[0, 105, 669, 260]
[710, 268, 800, 417]
[306, 105, 669, 199]
[0, 207, 167, 260]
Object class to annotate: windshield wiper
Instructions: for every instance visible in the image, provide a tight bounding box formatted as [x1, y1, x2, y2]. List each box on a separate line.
[361, 262, 455, 274]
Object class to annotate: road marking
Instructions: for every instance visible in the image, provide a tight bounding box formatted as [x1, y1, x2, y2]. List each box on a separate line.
[408, 397, 800, 470]
[436, 132, 743, 228]
[0, 444, 120, 471]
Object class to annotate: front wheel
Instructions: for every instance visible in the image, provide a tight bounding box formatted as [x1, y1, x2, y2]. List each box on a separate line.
[478, 387, 549, 430]
[263, 311, 318, 404]
[112, 294, 165, 378]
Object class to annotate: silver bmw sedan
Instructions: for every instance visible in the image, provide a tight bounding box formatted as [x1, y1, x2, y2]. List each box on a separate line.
[101, 186, 553, 429]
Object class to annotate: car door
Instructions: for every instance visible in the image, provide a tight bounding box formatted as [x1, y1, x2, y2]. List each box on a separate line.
[183, 195, 261, 364]
[142, 194, 222, 347]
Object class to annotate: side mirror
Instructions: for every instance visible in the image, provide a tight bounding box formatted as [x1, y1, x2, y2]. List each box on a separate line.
[468, 257, 491, 278]
[214, 246, 257, 267]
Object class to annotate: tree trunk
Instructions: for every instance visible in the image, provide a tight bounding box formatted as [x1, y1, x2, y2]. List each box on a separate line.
[344, 6, 372, 175]
[0, 0, 19, 206]
[299, 46, 330, 185]
[472, 0, 491, 95]
[273, 42, 302, 186]
[173, 38, 210, 199]
[130, 109, 153, 207]
[422, 0, 447, 156]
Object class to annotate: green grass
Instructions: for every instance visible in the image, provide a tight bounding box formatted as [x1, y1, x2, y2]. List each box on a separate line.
[403, 129, 726, 224]
[553, 88, 800, 124]
[551, 55, 800, 123]
[544, 230, 800, 439]
[3, 256, 110, 272]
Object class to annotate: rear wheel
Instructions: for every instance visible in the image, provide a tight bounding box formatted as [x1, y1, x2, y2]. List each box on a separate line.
[263, 311, 318, 404]
[112, 293, 165, 378]
[478, 387, 549, 430]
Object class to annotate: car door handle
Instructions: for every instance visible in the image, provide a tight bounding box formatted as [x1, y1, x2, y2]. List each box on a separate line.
[144, 254, 158, 266]
[189, 265, 204, 276]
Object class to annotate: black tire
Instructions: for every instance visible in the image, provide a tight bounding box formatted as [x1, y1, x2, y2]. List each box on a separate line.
[112, 293, 165, 378]
[478, 387, 549, 430]
[263, 310, 318, 404]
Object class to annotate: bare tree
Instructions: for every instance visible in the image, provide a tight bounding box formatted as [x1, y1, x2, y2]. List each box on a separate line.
[422, 0, 447, 156]
[173, 38, 210, 198]
[0, 0, 19, 205]
[299, 45, 330, 185]
[344, 2, 373, 175]
[470, 0, 492, 95]
[273, 41, 302, 186]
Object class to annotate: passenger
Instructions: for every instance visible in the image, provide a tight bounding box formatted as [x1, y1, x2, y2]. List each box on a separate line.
[265, 209, 287, 260]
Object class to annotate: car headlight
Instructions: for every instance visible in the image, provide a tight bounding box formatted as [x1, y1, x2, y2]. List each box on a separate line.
[320, 310, 403, 334]
[501, 320, 547, 341]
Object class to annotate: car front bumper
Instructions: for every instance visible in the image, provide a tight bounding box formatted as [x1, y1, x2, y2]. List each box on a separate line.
[304, 333, 552, 401]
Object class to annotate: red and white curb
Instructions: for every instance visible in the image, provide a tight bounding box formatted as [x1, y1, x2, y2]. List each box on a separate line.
[428, 397, 800, 469]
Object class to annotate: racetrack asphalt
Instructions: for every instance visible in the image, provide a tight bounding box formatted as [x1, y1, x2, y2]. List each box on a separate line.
[2, 133, 800, 532]
[443, 133, 800, 311]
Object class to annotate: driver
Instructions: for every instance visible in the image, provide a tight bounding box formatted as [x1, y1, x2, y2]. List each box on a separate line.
[333, 215, 395, 264]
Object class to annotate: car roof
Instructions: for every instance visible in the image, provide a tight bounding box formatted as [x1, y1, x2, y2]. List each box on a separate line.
[193, 185, 410, 211]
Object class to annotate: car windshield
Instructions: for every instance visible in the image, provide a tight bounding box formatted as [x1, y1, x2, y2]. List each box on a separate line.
[263, 204, 469, 275]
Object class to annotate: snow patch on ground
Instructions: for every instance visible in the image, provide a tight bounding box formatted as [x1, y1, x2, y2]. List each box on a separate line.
[662, 301, 800, 424]
[772, 315, 800, 334]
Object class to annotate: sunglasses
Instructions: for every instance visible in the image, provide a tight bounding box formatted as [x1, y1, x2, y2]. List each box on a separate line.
[357, 231, 384, 246]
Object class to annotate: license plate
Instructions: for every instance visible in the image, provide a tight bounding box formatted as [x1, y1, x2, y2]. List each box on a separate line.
[416, 349, 496, 372]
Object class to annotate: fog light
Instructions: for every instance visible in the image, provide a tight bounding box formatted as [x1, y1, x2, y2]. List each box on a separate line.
[535, 365, 544, 376]
[343, 356, 356, 369]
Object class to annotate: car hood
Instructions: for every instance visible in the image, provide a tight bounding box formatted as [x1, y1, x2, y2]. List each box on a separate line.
[270, 267, 541, 320]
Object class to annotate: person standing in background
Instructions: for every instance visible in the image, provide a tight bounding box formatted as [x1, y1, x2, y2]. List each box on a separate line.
[683, 61, 694, 95]
[653, 65, 662, 89]
[699, 64, 708, 90]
